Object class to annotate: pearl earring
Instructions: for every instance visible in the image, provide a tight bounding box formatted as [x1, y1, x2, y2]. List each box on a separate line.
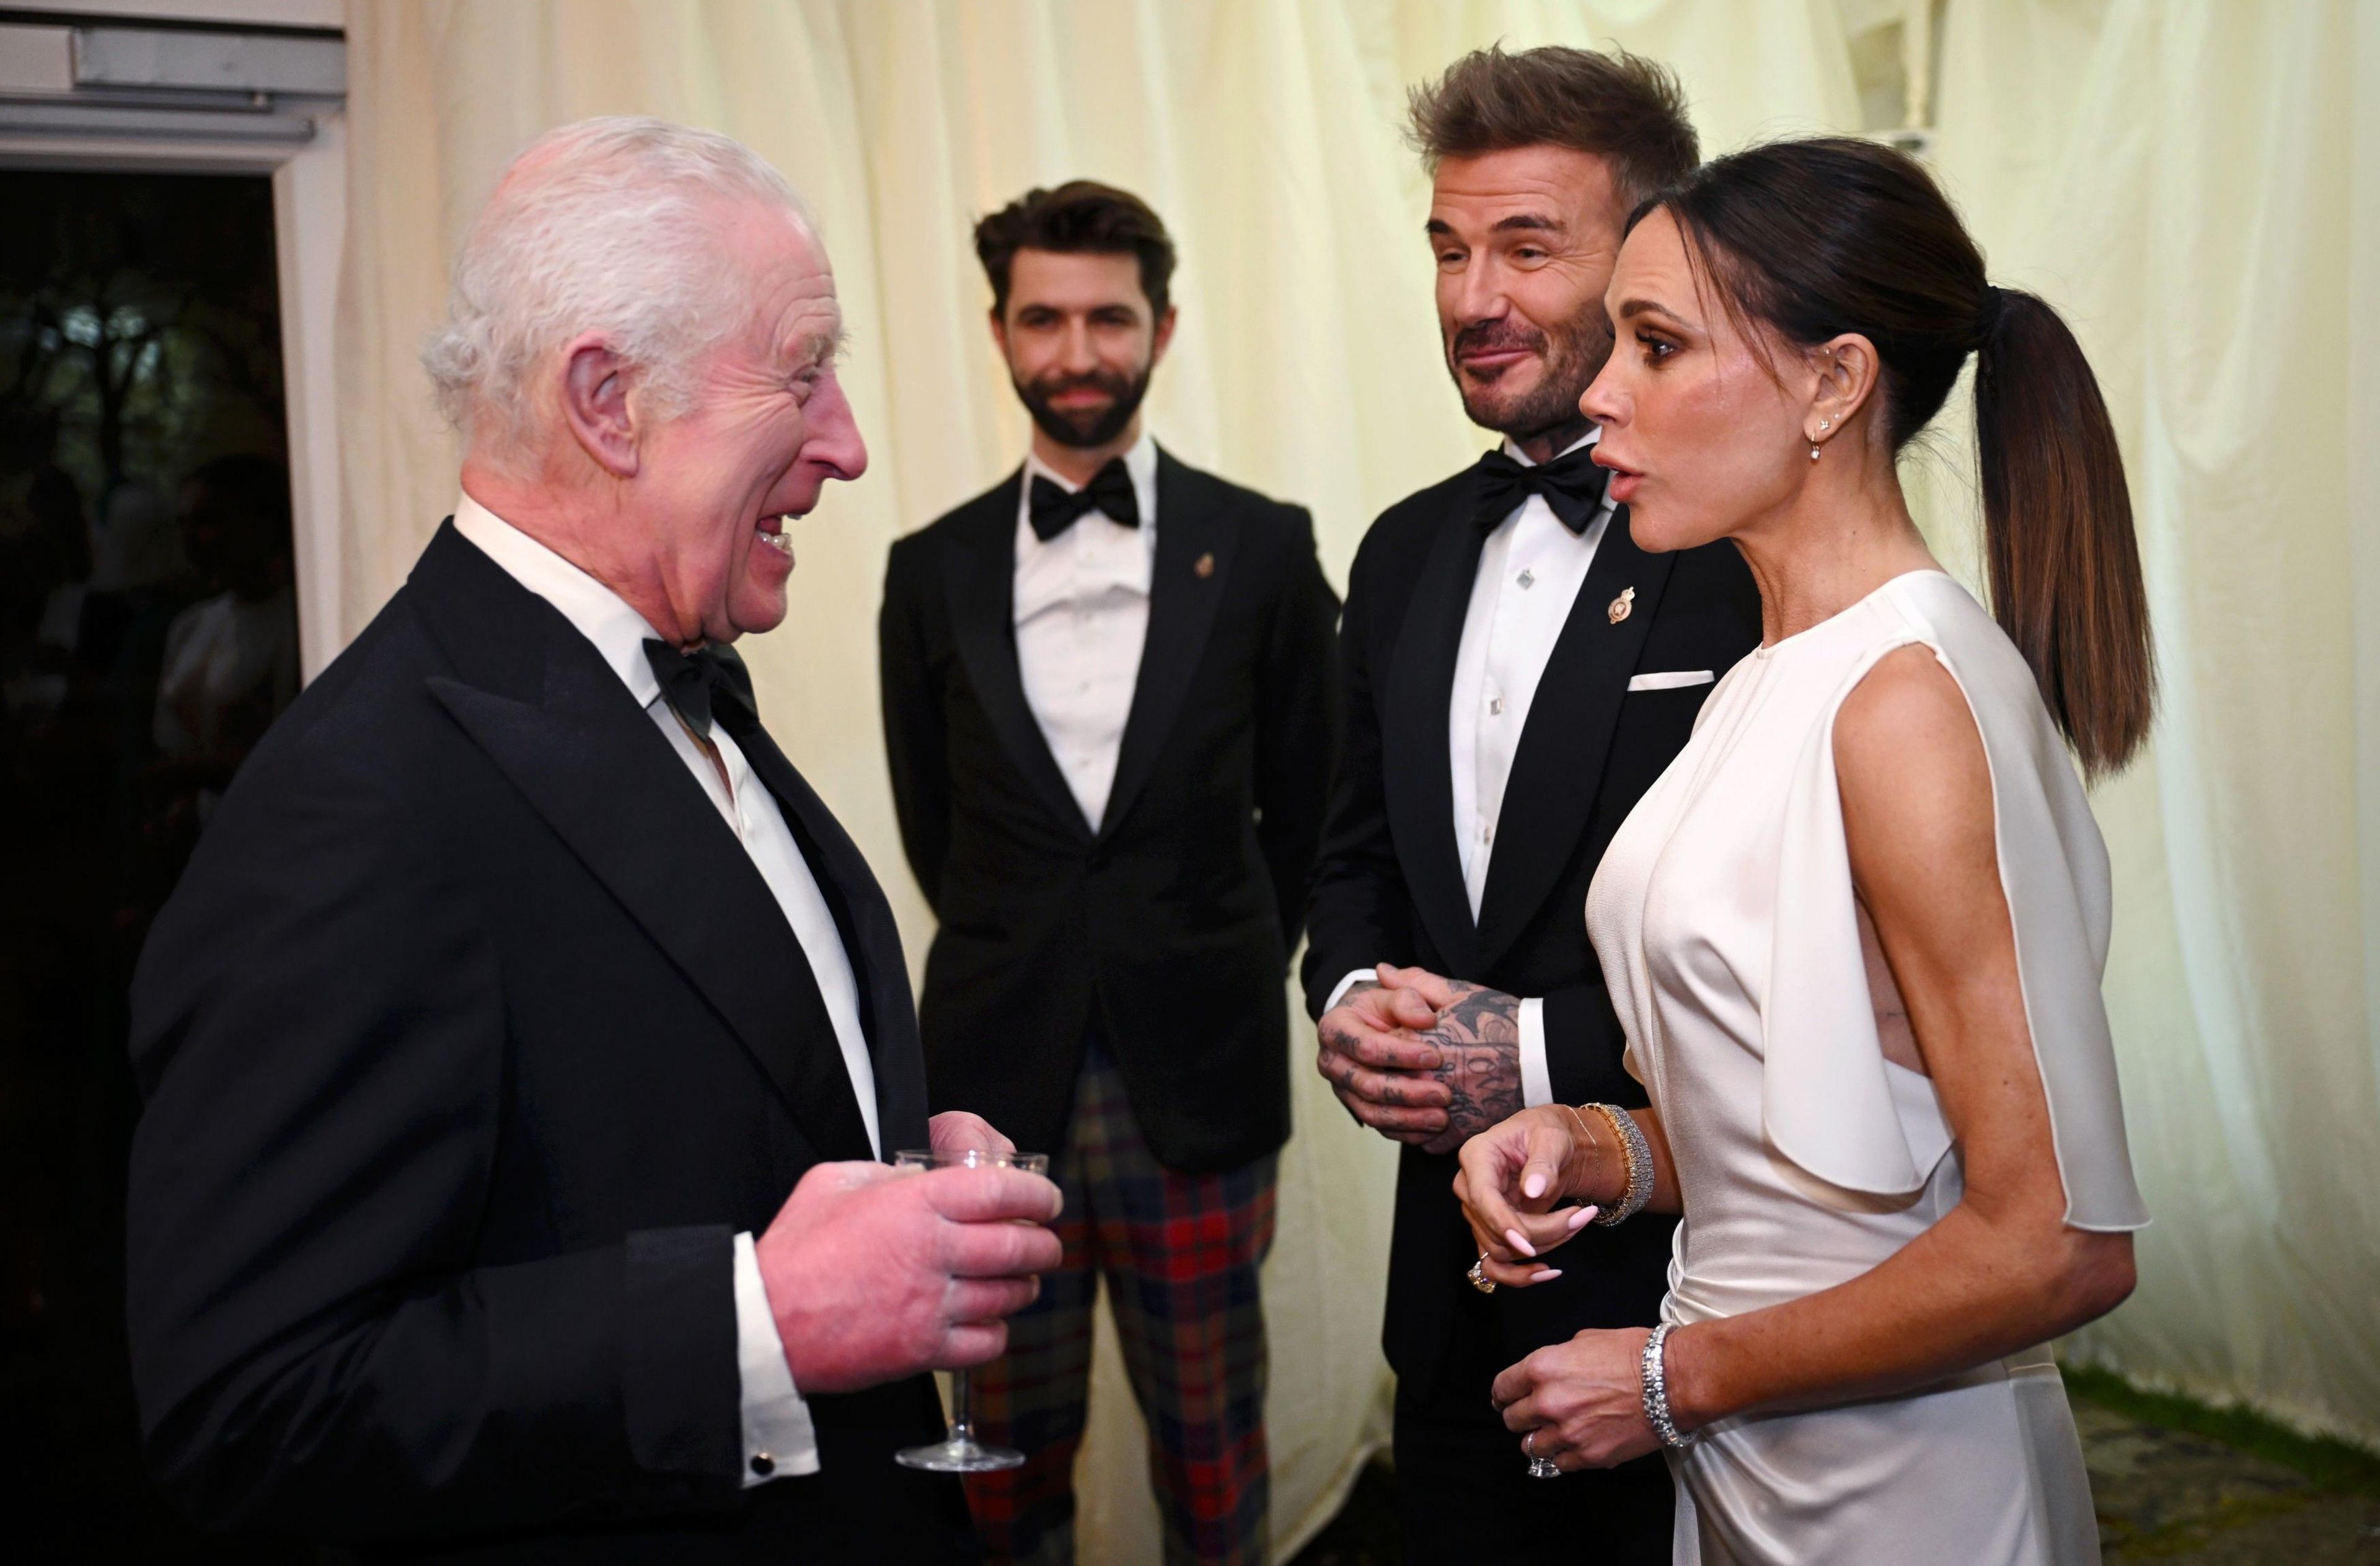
[1810, 444, 1821, 461]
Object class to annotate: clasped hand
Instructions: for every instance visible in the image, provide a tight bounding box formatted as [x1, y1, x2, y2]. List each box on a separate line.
[754, 1110, 1061, 1394]
[1492, 1325, 1663, 1473]
[1315, 965, 1523, 1155]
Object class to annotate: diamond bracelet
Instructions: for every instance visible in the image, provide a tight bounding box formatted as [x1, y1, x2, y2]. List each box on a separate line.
[1581, 1102, 1654, 1226]
[1639, 1321, 1696, 1449]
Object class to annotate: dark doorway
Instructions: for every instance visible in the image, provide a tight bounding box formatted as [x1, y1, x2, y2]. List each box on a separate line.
[1, 169, 308, 1558]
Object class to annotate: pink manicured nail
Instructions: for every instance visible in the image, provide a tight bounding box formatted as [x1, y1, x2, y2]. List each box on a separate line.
[1528, 1268, 1562, 1283]
[1567, 1205, 1599, 1230]
[1523, 1172, 1548, 1199]
[1505, 1228, 1537, 1258]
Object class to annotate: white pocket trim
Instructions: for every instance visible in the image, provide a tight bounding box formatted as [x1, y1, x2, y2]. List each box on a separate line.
[1627, 670, 1715, 691]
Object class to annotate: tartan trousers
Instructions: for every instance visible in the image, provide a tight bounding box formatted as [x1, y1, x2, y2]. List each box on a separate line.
[964, 1039, 1277, 1565]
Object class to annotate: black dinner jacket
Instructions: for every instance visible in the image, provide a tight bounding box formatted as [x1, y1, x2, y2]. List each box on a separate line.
[1302, 460, 1761, 1404]
[124, 521, 972, 1562]
[880, 448, 1339, 1173]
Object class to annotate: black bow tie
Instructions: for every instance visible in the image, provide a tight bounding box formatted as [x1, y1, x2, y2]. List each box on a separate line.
[1473, 446, 1611, 535]
[1028, 457, 1139, 541]
[643, 639, 758, 742]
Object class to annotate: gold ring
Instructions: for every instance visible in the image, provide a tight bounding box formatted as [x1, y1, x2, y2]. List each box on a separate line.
[1467, 1254, 1497, 1294]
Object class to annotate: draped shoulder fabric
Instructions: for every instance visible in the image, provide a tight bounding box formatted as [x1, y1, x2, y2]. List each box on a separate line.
[1587, 568, 2144, 1564]
[1759, 570, 2149, 1230]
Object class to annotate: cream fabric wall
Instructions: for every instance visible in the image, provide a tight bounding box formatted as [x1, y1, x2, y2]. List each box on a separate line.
[1924, 0, 2380, 1453]
[330, 0, 2378, 1555]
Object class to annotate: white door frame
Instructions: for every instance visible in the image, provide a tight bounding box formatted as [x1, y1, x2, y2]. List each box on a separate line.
[1, 115, 350, 679]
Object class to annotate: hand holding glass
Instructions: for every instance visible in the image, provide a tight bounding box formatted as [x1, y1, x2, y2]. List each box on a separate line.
[891, 1146, 1050, 1473]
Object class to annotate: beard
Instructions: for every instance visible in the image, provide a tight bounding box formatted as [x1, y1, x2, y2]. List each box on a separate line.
[1443, 304, 1615, 441]
[1015, 363, 1153, 449]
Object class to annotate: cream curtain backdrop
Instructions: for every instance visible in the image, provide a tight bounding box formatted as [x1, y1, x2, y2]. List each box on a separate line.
[1923, 0, 2380, 1454]
[328, 0, 2378, 1555]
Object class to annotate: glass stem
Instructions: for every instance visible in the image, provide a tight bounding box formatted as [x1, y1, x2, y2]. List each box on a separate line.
[948, 1368, 974, 1443]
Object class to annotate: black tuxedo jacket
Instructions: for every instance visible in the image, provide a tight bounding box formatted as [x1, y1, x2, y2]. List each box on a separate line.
[880, 448, 1338, 1173]
[1302, 461, 1761, 1403]
[125, 523, 971, 1562]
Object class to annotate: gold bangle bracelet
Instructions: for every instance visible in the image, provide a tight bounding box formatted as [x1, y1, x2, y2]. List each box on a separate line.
[1558, 1102, 1601, 1203]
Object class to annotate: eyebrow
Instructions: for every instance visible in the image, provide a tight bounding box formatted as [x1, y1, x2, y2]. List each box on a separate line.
[1615, 298, 1683, 322]
[794, 319, 847, 367]
[1424, 213, 1566, 237]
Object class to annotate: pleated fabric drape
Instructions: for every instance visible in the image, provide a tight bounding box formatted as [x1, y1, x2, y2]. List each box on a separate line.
[332, 2, 2378, 1555]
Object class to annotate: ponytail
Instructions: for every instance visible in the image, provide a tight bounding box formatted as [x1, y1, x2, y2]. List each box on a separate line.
[1649, 138, 2156, 778]
[1972, 289, 2155, 777]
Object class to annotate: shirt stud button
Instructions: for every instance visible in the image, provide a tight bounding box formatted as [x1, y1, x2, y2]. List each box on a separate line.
[750, 1453, 775, 1477]
[1488, 696, 1504, 715]
[1517, 568, 1535, 589]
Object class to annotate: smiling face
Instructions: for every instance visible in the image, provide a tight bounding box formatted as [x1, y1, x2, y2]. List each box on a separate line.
[994, 247, 1174, 449]
[1580, 207, 1814, 554]
[1428, 144, 1627, 443]
[632, 205, 866, 644]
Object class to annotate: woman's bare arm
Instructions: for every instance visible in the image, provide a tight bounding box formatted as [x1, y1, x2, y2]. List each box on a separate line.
[1660, 644, 2134, 1427]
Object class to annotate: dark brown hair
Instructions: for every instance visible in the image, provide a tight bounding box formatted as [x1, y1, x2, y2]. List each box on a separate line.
[973, 180, 1176, 321]
[1407, 44, 1698, 211]
[1641, 136, 2153, 775]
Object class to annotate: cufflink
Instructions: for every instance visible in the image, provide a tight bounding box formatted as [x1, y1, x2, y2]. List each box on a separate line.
[750, 1453, 775, 1477]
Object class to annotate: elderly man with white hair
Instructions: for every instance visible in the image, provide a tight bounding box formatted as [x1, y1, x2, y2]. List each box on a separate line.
[122, 117, 1054, 1562]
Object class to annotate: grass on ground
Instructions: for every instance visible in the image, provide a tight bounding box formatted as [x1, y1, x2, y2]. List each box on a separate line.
[2061, 1363, 2380, 1500]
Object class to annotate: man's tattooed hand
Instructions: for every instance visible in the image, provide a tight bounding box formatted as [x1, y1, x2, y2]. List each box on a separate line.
[1315, 980, 1455, 1144]
[1313, 967, 1522, 1152]
[1409, 980, 1523, 1155]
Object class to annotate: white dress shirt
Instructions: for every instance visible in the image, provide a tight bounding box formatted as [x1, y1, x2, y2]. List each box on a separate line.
[1324, 430, 1615, 1110]
[1011, 431, 1160, 831]
[453, 496, 872, 1485]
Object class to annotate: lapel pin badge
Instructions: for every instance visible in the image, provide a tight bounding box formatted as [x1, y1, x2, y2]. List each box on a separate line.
[1194, 551, 1216, 579]
[1608, 585, 1636, 625]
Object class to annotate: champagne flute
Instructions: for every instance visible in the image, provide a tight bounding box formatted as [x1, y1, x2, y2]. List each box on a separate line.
[891, 1146, 1049, 1473]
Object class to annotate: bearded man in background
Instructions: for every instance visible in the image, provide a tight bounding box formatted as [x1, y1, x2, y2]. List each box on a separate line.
[881, 181, 1338, 1564]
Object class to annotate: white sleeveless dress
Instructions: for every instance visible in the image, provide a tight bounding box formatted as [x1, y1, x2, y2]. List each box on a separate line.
[1585, 570, 2149, 1566]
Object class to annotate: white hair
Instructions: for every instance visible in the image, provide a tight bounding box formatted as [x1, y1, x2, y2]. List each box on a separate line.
[422, 115, 816, 462]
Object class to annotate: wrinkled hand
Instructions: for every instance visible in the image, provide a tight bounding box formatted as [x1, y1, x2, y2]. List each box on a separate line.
[927, 1110, 1016, 1157]
[756, 1157, 1062, 1394]
[1493, 1326, 1662, 1472]
[1315, 978, 1452, 1145]
[1453, 1105, 1600, 1288]
[1375, 967, 1524, 1155]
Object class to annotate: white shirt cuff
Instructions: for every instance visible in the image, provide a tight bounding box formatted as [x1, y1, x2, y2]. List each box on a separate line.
[733, 1230, 820, 1485]
[1323, 967, 1378, 1014]
[1518, 996, 1553, 1108]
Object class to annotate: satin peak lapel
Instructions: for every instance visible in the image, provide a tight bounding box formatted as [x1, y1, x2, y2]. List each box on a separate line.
[1100, 449, 1236, 842]
[941, 479, 1095, 840]
[426, 609, 876, 1164]
[1472, 507, 1674, 971]
[1382, 495, 1490, 977]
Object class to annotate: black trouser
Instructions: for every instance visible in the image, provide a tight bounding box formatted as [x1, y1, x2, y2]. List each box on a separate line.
[1391, 1290, 1673, 1564]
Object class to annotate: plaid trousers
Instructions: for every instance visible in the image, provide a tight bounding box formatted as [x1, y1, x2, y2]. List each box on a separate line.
[964, 1040, 1277, 1566]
